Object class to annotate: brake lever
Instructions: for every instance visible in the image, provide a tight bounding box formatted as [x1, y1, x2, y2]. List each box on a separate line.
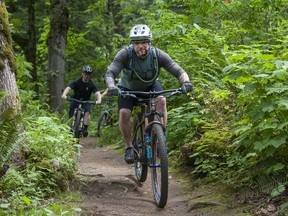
[119, 91, 136, 98]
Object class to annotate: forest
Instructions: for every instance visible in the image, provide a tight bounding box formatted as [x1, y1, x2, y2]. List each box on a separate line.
[0, 0, 288, 215]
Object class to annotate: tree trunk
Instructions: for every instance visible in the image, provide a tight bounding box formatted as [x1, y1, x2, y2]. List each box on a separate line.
[47, 0, 68, 113]
[0, 1, 21, 117]
[9, 0, 39, 97]
[0, 1, 21, 174]
[27, 0, 39, 97]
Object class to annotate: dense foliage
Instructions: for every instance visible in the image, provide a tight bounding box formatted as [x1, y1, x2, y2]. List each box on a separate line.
[1, 0, 288, 214]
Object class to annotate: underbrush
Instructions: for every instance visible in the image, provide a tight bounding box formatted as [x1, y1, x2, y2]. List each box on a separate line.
[96, 122, 122, 148]
[0, 95, 84, 215]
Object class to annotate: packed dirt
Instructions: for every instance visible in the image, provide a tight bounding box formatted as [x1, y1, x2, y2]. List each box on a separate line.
[74, 136, 253, 216]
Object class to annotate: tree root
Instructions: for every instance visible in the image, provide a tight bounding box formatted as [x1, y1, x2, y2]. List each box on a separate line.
[187, 201, 227, 212]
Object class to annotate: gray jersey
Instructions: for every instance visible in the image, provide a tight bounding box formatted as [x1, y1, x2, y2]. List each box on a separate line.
[105, 46, 185, 91]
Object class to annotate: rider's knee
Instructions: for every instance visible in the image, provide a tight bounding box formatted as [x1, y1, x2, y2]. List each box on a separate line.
[157, 96, 166, 108]
[119, 109, 131, 121]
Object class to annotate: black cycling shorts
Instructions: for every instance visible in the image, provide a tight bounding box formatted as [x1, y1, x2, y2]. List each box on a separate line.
[117, 81, 164, 111]
[69, 100, 91, 118]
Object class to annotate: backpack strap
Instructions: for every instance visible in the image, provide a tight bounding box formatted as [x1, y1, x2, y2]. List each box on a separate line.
[150, 45, 158, 72]
[126, 45, 158, 73]
[127, 45, 134, 70]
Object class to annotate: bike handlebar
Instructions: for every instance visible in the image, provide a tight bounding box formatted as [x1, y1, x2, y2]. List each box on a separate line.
[67, 97, 96, 105]
[119, 88, 183, 99]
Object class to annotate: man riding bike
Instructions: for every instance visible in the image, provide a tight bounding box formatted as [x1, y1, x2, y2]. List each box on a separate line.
[104, 24, 193, 164]
[62, 66, 102, 137]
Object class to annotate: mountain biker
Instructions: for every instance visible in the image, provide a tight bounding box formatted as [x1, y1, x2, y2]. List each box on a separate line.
[62, 66, 102, 137]
[104, 24, 193, 164]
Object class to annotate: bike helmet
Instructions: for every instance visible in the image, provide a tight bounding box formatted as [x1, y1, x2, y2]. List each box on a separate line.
[129, 24, 152, 41]
[82, 66, 93, 74]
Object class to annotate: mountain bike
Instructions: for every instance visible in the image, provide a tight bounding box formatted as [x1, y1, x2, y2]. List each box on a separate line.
[68, 98, 95, 138]
[95, 92, 116, 137]
[96, 108, 113, 137]
[119, 88, 183, 208]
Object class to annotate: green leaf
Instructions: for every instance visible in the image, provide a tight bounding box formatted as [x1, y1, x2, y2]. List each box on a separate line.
[276, 121, 288, 130]
[254, 54, 276, 60]
[0, 203, 9, 209]
[266, 86, 288, 94]
[222, 63, 237, 74]
[271, 70, 288, 80]
[267, 163, 285, 173]
[43, 135, 59, 142]
[276, 99, 288, 109]
[261, 103, 275, 112]
[271, 184, 285, 197]
[234, 125, 251, 135]
[37, 116, 53, 123]
[193, 23, 201, 30]
[20, 196, 32, 205]
[275, 60, 288, 70]
[254, 135, 287, 150]
[269, 136, 287, 148]
[253, 74, 269, 78]
[228, 54, 246, 61]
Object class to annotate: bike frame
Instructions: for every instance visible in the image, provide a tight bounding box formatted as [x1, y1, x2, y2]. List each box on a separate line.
[123, 89, 182, 150]
[68, 98, 95, 138]
[132, 97, 164, 163]
[119, 88, 183, 208]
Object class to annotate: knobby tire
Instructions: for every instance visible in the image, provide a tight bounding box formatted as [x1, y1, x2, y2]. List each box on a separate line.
[97, 112, 109, 137]
[150, 124, 168, 208]
[133, 113, 148, 182]
[74, 110, 82, 138]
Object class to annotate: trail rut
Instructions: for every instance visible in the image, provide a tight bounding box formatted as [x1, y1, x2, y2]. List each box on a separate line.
[75, 136, 192, 216]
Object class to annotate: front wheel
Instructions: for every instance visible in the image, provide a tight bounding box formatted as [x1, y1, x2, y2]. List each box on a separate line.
[74, 110, 82, 138]
[96, 111, 109, 137]
[150, 124, 168, 208]
[133, 113, 148, 182]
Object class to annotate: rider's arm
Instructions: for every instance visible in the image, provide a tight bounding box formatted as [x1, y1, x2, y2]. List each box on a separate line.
[101, 89, 109, 98]
[178, 72, 191, 84]
[61, 86, 72, 99]
[95, 91, 102, 104]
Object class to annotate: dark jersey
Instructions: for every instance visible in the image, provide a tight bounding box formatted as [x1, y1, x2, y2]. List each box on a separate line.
[69, 77, 98, 101]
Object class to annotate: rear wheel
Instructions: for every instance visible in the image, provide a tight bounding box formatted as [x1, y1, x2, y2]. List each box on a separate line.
[150, 124, 168, 208]
[97, 111, 109, 137]
[74, 110, 82, 138]
[133, 113, 148, 182]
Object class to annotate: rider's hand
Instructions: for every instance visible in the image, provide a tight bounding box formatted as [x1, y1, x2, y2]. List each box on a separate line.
[108, 86, 120, 96]
[181, 81, 193, 93]
[61, 95, 67, 99]
[96, 100, 101, 105]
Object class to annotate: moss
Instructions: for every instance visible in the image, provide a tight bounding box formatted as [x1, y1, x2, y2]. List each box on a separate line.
[48, 2, 69, 42]
[189, 130, 232, 154]
[0, 2, 17, 73]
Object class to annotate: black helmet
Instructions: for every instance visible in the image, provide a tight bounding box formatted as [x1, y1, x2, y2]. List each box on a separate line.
[82, 66, 93, 74]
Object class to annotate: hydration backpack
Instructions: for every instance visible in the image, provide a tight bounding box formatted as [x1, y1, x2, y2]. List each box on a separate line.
[126, 44, 158, 72]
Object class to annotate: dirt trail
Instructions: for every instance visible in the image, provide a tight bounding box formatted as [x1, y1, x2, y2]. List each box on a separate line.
[75, 136, 193, 216]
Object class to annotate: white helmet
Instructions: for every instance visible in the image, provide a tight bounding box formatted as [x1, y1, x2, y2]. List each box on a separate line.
[129, 24, 152, 41]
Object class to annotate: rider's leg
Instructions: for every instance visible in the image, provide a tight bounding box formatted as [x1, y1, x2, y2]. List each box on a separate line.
[82, 102, 91, 137]
[69, 101, 77, 119]
[84, 112, 91, 125]
[156, 96, 167, 126]
[119, 108, 135, 164]
[117, 89, 135, 164]
[83, 112, 91, 136]
[119, 108, 132, 148]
